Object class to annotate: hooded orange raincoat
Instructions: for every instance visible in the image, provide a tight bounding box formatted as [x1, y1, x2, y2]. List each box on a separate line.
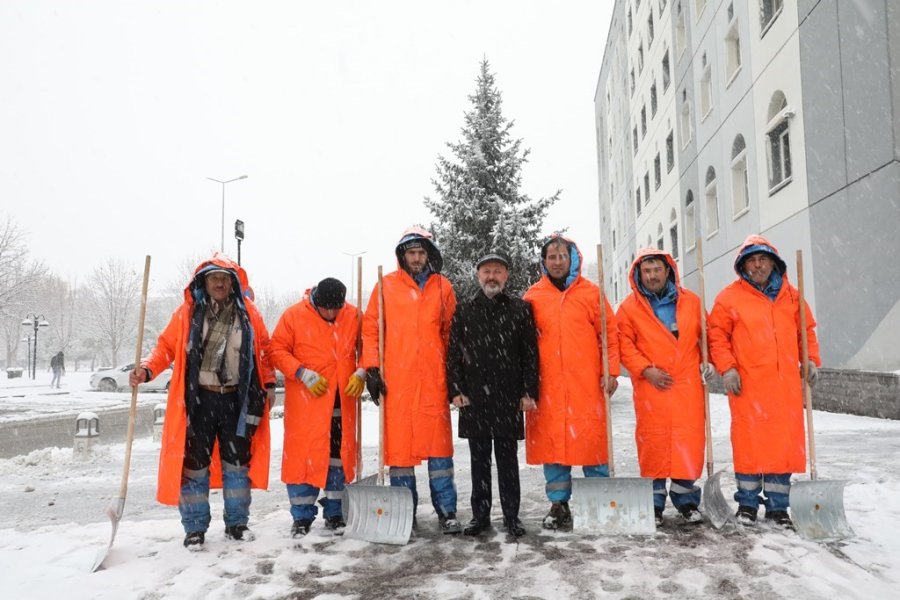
[524, 237, 620, 466]
[708, 235, 821, 474]
[361, 237, 457, 467]
[269, 293, 360, 487]
[145, 254, 274, 506]
[617, 249, 705, 479]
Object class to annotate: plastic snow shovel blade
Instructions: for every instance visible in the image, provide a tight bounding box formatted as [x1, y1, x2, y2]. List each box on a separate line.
[344, 477, 414, 545]
[790, 480, 853, 541]
[702, 469, 733, 529]
[572, 477, 656, 535]
[91, 497, 125, 572]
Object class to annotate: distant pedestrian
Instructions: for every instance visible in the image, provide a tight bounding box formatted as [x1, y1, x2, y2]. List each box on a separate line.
[447, 252, 539, 538]
[50, 351, 65, 389]
[708, 235, 821, 529]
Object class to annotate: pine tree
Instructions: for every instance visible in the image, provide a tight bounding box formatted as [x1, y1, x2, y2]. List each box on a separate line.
[425, 59, 560, 298]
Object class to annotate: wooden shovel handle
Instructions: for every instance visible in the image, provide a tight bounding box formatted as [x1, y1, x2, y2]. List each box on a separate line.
[377, 266, 386, 486]
[596, 245, 615, 478]
[797, 250, 817, 481]
[696, 237, 715, 478]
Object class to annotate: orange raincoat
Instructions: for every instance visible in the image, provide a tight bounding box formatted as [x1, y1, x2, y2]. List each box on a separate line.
[708, 235, 821, 474]
[616, 249, 705, 479]
[145, 254, 274, 506]
[269, 292, 360, 487]
[361, 251, 456, 466]
[524, 237, 620, 466]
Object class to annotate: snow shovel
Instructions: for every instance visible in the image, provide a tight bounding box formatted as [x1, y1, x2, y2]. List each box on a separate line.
[572, 245, 655, 535]
[696, 237, 732, 529]
[92, 255, 151, 572]
[356, 255, 364, 482]
[789, 250, 853, 541]
[344, 265, 414, 545]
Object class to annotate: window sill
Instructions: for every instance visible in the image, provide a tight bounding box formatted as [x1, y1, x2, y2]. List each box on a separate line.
[725, 65, 742, 89]
[706, 229, 719, 241]
[732, 206, 750, 221]
[760, 7, 784, 39]
[768, 176, 792, 196]
[700, 106, 713, 123]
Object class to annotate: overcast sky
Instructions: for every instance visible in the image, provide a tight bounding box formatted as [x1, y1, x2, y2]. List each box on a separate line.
[1, 1, 613, 301]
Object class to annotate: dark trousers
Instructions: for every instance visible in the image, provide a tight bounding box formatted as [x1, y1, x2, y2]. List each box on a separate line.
[468, 437, 520, 522]
[184, 389, 251, 470]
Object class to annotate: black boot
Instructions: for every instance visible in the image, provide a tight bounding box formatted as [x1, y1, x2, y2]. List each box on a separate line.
[542, 502, 573, 531]
[503, 517, 526, 538]
[677, 503, 703, 524]
[224, 525, 254, 541]
[765, 510, 794, 530]
[654, 507, 664, 526]
[735, 505, 758, 525]
[439, 512, 462, 535]
[324, 515, 346, 535]
[291, 519, 312, 538]
[463, 518, 491, 536]
[183, 531, 205, 548]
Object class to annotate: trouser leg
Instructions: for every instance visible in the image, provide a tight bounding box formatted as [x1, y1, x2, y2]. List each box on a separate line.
[320, 461, 346, 519]
[543, 463, 573, 503]
[428, 457, 457, 516]
[652, 478, 668, 510]
[582, 464, 609, 478]
[390, 466, 418, 508]
[216, 391, 252, 527]
[670, 479, 701, 508]
[762, 473, 791, 512]
[494, 438, 520, 522]
[468, 437, 493, 522]
[181, 396, 217, 534]
[287, 483, 320, 522]
[734, 473, 763, 509]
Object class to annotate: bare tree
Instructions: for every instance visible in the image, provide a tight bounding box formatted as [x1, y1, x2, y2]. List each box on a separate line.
[86, 258, 141, 366]
[0, 215, 47, 367]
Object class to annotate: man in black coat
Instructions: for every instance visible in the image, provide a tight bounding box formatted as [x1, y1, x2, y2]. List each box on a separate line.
[447, 252, 539, 537]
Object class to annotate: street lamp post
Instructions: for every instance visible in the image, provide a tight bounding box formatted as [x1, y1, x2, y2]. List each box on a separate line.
[21, 335, 32, 377]
[21, 314, 49, 380]
[207, 175, 248, 253]
[342, 250, 367, 306]
[234, 219, 245, 265]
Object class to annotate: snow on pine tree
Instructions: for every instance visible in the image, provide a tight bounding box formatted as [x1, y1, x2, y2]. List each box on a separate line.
[425, 59, 559, 299]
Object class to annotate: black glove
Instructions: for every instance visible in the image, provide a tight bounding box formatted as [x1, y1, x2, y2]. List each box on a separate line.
[366, 367, 385, 406]
[245, 424, 257, 438]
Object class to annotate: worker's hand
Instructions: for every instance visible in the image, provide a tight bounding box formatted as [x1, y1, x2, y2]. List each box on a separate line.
[804, 362, 818, 388]
[451, 394, 470, 408]
[603, 374, 619, 396]
[129, 367, 148, 388]
[700, 363, 716, 385]
[345, 368, 366, 397]
[520, 396, 537, 412]
[365, 367, 385, 405]
[642, 367, 673, 391]
[266, 387, 276, 406]
[723, 368, 742, 396]
[298, 368, 328, 397]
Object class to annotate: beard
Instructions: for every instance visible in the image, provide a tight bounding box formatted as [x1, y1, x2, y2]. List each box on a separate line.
[481, 280, 503, 298]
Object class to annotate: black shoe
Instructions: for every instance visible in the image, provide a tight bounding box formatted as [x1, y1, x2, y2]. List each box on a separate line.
[324, 515, 346, 535]
[542, 502, 573, 531]
[463, 518, 491, 536]
[224, 524, 254, 541]
[654, 507, 664, 526]
[735, 506, 758, 525]
[677, 503, 703, 524]
[439, 512, 462, 535]
[183, 531, 205, 548]
[765, 510, 794, 529]
[503, 517, 526, 538]
[291, 519, 312, 538]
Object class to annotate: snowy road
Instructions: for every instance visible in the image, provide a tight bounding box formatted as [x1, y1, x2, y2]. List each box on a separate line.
[1, 373, 899, 599]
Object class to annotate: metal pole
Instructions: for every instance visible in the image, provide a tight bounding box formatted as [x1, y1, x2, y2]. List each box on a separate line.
[237, 239, 242, 265]
[32, 322, 38, 380]
[220, 183, 226, 252]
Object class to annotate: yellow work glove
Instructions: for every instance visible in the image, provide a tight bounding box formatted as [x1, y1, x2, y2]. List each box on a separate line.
[345, 368, 366, 397]
[298, 368, 328, 397]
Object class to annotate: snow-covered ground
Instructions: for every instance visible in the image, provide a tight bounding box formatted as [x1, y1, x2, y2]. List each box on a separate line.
[1, 373, 898, 599]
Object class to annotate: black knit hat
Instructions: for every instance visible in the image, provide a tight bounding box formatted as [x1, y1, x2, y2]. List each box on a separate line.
[313, 278, 346, 309]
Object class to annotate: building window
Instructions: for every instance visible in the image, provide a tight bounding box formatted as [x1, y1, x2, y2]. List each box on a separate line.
[644, 171, 651, 203]
[636, 187, 642, 216]
[676, 4, 686, 57]
[638, 43, 644, 72]
[657, 224, 665, 250]
[680, 96, 693, 149]
[731, 134, 750, 218]
[684, 190, 695, 250]
[662, 50, 671, 90]
[628, 6, 634, 35]
[725, 13, 742, 85]
[695, 0, 707, 20]
[641, 105, 647, 137]
[700, 54, 713, 121]
[760, 0, 784, 37]
[650, 81, 658, 116]
[766, 91, 793, 193]
[633, 126, 639, 154]
[666, 130, 674, 171]
[630, 68, 636, 95]
[613, 229, 617, 250]
[654, 153, 662, 189]
[704, 166, 719, 237]
[648, 11, 655, 45]
[669, 208, 679, 259]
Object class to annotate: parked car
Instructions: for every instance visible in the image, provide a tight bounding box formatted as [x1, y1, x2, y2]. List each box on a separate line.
[90, 363, 174, 392]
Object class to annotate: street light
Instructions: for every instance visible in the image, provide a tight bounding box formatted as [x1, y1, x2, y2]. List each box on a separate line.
[342, 250, 367, 307]
[207, 175, 248, 253]
[234, 219, 245, 265]
[21, 314, 49, 380]
[21, 335, 31, 377]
